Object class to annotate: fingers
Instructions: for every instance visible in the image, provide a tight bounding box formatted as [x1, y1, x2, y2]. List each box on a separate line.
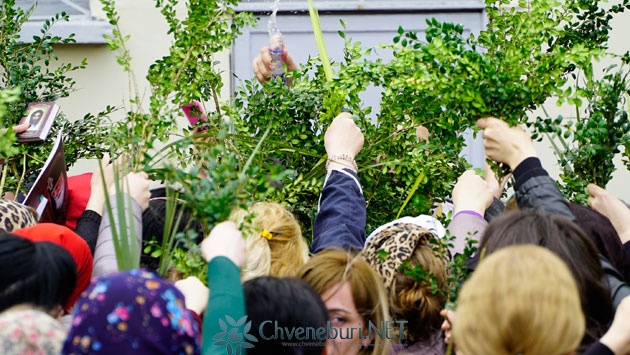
[13, 122, 30, 133]
[253, 46, 272, 83]
[282, 47, 297, 72]
[586, 183, 605, 198]
[336, 112, 353, 121]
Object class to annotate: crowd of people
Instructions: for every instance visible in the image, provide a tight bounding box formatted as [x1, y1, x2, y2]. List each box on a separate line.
[0, 44, 630, 355]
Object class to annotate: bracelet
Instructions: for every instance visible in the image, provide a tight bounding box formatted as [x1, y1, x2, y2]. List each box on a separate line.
[326, 153, 358, 171]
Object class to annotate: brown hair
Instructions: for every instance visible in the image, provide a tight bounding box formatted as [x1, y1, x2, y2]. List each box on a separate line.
[454, 244, 584, 355]
[391, 237, 447, 343]
[230, 202, 309, 281]
[298, 249, 391, 355]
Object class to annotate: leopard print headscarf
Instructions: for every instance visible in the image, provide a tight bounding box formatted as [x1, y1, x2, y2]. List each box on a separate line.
[362, 222, 450, 293]
[0, 199, 38, 232]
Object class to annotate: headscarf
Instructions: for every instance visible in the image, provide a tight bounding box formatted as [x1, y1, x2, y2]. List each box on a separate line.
[13, 223, 93, 312]
[0, 199, 38, 232]
[362, 222, 450, 292]
[62, 270, 200, 355]
[0, 308, 67, 354]
[365, 214, 446, 246]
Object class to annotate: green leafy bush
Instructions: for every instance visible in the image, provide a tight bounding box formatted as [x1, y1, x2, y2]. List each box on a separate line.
[0, 0, 112, 196]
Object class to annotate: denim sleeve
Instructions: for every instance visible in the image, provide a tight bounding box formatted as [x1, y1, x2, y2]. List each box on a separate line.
[310, 169, 366, 254]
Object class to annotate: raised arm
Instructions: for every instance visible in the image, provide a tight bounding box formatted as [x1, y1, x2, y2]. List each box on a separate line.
[446, 170, 494, 256]
[92, 172, 150, 277]
[477, 117, 575, 221]
[311, 113, 366, 253]
[201, 221, 246, 355]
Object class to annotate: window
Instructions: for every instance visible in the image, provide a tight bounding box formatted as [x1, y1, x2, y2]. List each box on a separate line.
[16, 0, 111, 44]
[232, 0, 487, 167]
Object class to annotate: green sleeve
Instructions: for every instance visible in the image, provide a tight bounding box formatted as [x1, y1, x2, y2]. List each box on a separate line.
[202, 256, 246, 355]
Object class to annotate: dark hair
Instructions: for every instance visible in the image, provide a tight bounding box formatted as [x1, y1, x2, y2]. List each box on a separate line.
[29, 109, 44, 123]
[141, 198, 203, 271]
[479, 209, 613, 352]
[0, 234, 77, 314]
[244, 277, 329, 355]
[568, 203, 630, 281]
[35, 242, 77, 312]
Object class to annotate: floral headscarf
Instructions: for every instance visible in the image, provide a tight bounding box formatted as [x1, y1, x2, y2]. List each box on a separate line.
[0, 308, 67, 355]
[62, 270, 200, 355]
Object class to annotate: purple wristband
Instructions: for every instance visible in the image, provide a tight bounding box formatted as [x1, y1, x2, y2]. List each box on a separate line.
[453, 210, 484, 220]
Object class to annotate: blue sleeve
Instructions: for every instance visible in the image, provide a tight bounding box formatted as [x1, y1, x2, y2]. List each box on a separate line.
[310, 169, 366, 254]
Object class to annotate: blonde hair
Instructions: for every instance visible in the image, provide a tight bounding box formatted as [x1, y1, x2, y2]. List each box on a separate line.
[230, 202, 309, 281]
[298, 249, 391, 355]
[453, 245, 585, 355]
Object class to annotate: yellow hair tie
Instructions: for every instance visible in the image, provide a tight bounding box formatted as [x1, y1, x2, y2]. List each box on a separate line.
[261, 230, 273, 240]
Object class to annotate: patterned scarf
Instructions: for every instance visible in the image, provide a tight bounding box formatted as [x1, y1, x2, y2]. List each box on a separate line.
[0, 199, 37, 232]
[62, 270, 200, 355]
[362, 222, 450, 293]
[0, 308, 67, 355]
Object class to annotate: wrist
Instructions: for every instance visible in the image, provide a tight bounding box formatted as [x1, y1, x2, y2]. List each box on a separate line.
[618, 230, 630, 244]
[600, 331, 628, 355]
[326, 153, 358, 173]
[508, 151, 537, 171]
[85, 196, 105, 215]
[454, 205, 486, 216]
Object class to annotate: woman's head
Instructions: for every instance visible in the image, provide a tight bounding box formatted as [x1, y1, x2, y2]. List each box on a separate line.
[244, 276, 329, 355]
[362, 223, 449, 343]
[63, 269, 199, 354]
[142, 198, 204, 272]
[0, 233, 76, 317]
[479, 209, 613, 349]
[0, 199, 38, 232]
[453, 244, 585, 355]
[230, 202, 308, 281]
[298, 249, 391, 355]
[0, 308, 67, 354]
[13, 222, 93, 312]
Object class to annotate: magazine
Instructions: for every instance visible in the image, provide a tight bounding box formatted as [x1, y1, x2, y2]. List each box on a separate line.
[22, 132, 69, 224]
[16, 102, 60, 142]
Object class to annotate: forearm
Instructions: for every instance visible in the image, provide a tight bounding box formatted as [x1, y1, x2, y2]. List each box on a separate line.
[513, 157, 575, 222]
[74, 210, 102, 255]
[311, 168, 366, 253]
[92, 194, 143, 277]
[446, 211, 488, 256]
[202, 256, 245, 355]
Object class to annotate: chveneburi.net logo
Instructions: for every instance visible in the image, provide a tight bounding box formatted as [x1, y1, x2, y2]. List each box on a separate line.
[213, 315, 407, 355]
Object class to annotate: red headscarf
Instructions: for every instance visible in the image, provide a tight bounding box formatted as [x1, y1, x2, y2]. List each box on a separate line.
[13, 223, 93, 312]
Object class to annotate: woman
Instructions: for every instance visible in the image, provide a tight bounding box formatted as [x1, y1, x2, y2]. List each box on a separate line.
[362, 222, 449, 354]
[62, 270, 199, 354]
[479, 210, 613, 351]
[453, 244, 585, 355]
[0, 233, 76, 318]
[230, 202, 309, 281]
[298, 249, 391, 355]
[13, 223, 93, 313]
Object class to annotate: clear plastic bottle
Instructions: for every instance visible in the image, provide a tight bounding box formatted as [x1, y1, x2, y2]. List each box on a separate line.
[269, 32, 285, 79]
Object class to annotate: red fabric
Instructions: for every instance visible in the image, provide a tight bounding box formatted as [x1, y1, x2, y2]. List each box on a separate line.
[65, 173, 93, 230]
[13, 223, 93, 312]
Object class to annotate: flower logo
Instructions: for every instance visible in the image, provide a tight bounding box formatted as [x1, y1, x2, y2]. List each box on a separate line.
[213, 315, 257, 354]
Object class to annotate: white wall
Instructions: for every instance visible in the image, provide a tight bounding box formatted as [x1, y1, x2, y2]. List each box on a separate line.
[532, 9, 630, 201]
[55, 1, 231, 175]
